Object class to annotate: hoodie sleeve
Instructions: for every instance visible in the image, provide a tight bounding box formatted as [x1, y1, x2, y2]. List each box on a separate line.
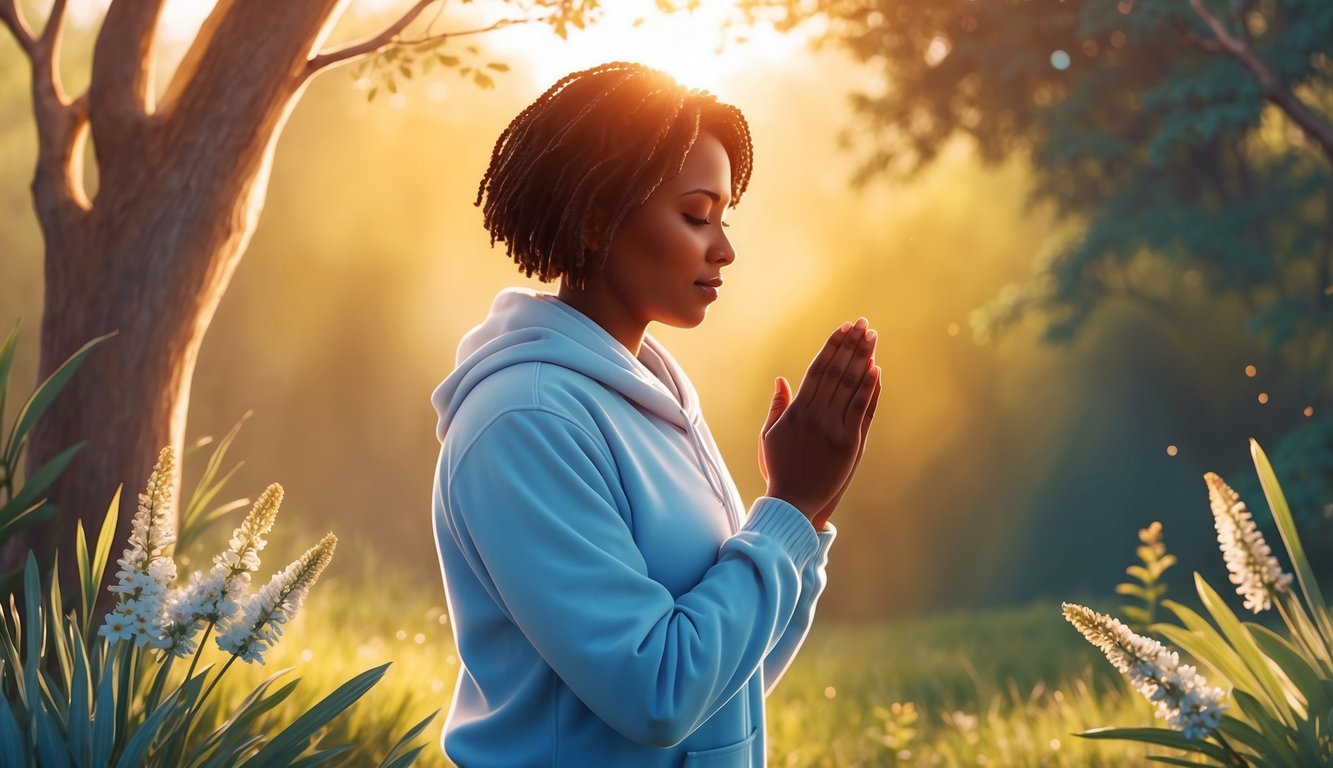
[444, 407, 819, 748]
[761, 526, 835, 694]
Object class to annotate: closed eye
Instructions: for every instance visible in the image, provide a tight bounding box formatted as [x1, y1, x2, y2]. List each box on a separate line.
[683, 214, 730, 228]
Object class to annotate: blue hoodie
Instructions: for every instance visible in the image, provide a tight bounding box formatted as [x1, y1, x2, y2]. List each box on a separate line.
[430, 288, 835, 767]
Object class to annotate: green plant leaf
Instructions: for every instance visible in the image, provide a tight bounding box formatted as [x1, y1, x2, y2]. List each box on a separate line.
[1251, 439, 1333, 646]
[1247, 622, 1329, 717]
[0, 442, 83, 533]
[287, 745, 355, 768]
[0, 323, 19, 449]
[1158, 601, 1257, 693]
[89, 487, 120, 632]
[4, 331, 114, 471]
[191, 670, 297, 762]
[1230, 689, 1305, 765]
[23, 553, 41, 715]
[1215, 715, 1274, 767]
[0, 687, 26, 767]
[32, 693, 70, 768]
[91, 643, 119, 768]
[112, 683, 183, 768]
[241, 663, 390, 767]
[68, 623, 92, 768]
[380, 745, 427, 768]
[1076, 726, 1228, 760]
[1194, 573, 1297, 726]
[378, 708, 438, 767]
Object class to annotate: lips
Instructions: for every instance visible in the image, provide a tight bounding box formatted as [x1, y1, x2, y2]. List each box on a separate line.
[694, 278, 721, 301]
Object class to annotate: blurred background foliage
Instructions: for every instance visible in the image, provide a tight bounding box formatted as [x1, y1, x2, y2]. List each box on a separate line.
[0, 0, 1328, 623]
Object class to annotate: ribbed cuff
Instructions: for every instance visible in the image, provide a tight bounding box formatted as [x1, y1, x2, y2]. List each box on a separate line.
[744, 497, 820, 569]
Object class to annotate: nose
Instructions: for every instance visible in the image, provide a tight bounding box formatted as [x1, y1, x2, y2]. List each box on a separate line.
[709, 232, 736, 266]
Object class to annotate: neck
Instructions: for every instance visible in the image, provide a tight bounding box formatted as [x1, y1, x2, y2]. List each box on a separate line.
[556, 282, 646, 357]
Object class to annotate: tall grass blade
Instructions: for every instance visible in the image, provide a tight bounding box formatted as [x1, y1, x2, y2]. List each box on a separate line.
[112, 684, 182, 768]
[1250, 440, 1333, 647]
[286, 744, 354, 767]
[32, 695, 70, 768]
[4, 331, 114, 470]
[1246, 622, 1330, 716]
[241, 663, 390, 768]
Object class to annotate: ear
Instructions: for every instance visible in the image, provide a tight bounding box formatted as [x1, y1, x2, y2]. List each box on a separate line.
[581, 205, 610, 253]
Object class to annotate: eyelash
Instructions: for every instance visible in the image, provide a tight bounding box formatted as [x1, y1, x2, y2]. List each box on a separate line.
[683, 214, 730, 228]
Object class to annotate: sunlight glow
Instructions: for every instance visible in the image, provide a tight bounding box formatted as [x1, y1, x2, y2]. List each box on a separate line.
[485, 0, 813, 95]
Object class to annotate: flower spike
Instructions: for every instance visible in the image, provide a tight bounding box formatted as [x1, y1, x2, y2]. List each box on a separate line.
[100, 446, 179, 648]
[1063, 603, 1225, 739]
[1205, 472, 1293, 613]
[216, 532, 337, 664]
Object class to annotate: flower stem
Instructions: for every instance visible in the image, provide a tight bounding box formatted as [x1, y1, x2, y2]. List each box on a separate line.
[183, 622, 216, 684]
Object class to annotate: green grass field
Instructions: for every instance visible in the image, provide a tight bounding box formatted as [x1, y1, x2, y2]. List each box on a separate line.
[185, 570, 1183, 767]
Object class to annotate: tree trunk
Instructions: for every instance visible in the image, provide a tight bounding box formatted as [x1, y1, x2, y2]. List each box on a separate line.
[1, 0, 349, 609]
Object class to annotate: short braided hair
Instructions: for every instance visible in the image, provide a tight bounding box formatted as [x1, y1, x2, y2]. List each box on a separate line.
[476, 61, 754, 287]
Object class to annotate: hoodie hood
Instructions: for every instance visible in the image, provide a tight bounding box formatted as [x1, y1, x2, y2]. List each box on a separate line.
[432, 288, 700, 443]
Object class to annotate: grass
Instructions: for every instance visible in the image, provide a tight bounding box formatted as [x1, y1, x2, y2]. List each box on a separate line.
[181, 565, 1190, 767]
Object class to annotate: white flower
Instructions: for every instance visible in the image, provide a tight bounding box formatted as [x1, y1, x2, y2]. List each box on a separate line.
[1205, 473, 1293, 613]
[99, 447, 178, 648]
[1063, 603, 1225, 739]
[217, 533, 336, 664]
[161, 485, 283, 657]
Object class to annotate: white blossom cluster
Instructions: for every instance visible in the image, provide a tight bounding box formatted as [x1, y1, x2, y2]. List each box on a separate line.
[161, 484, 283, 657]
[100, 447, 179, 648]
[217, 533, 337, 664]
[1205, 472, 1293, 613]
[1063, 603, 1225, 740]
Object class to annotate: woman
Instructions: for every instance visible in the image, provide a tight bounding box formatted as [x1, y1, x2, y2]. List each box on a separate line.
[431, 61, 880, 767]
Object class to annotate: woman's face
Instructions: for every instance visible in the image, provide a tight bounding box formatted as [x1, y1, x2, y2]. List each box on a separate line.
[570, 131, 737, 346]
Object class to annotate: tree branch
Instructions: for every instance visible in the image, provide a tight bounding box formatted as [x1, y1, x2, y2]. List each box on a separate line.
[0, 0, 35, 56]
[40, 0, 68, 48]
[89, 0, 168, 180]
[1185, 0, 1333, 164]
[306, 0, 436, 75]
[305, 4, 544, 78]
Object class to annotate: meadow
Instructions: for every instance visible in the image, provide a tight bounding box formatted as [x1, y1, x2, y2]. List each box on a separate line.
[192, 562, 1169, 767]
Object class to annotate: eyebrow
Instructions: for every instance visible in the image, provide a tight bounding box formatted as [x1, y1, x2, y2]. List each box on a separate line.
[678, 188, 721, 202]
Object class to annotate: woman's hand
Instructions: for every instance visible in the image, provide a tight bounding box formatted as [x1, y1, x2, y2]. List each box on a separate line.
[758, 319, 881, 527]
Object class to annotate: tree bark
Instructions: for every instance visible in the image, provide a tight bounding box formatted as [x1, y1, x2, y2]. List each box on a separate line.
[2, 0, 350, 606]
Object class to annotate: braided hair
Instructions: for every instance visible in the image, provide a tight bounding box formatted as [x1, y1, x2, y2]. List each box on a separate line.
[476, 61, 754, 288]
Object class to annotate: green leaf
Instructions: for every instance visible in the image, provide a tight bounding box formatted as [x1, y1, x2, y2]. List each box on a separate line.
[380, 745, 427, 768]
[475, 71, 494, 89]
[0, 442, 82, 538]
[1251, 440, 1333, 645]
[436, 54, 459, 67]
[378, 708, 438, 767]
[192, 670, 297, 762]
[1194, 573, 1296, 726]
[32, 693, 70, 768]
[0, 323, 19, 446]
[68, 624, 92, 767]
[112, 684, 183, 768]
[1076, 726, 1228, 760]
[287, 745, 355, 768]
[1159, 600, 1258, 693]
[83, 486, 120, 639]
[1230, 689, 1305, 765]
[23, 553, 41, 714]
[1126, 565, 1152, 582]
[1116, 583, 1148, 599]
[91, 644, 118, 768]
[4, 331, 114, 471]
[241, 663, 390, 767]
[0, 689, 26, 767]
[1247, 622, 1330, 717]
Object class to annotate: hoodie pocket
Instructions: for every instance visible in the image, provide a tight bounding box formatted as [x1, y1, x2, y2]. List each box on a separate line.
[682, 728, 758, 767]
